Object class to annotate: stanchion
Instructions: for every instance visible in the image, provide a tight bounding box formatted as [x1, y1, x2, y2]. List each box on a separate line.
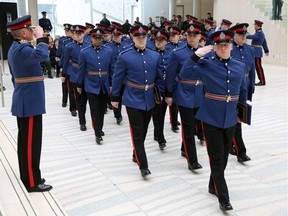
[0, 44, 5, 107]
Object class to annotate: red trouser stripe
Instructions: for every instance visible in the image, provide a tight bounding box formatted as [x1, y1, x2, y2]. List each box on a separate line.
[256, 58, 264, 84]
[233, 138, 239, 156]
[180, 112, 190, 163]
[27, 116, 35, 187]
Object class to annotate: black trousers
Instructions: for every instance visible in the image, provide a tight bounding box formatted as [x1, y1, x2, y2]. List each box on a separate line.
[152, 100, 167, 143]
[62, 74, 69, 105]
[202, 122, 236, 204]
[87, 91, 107, 137]
[126, 106, 153, 169]
[68, 81, 77, 112]
[255, 57, 266, 85]
[169, 103, 179, 126]
[194, 107, 203, 140]
[233, 122, 246, 155]
[75, 87, 87, 125]
[113, 85, 125, 118]
[17, 115, 43, 189]
[273, 0, 283, 20]
[178, 105, 199, 164]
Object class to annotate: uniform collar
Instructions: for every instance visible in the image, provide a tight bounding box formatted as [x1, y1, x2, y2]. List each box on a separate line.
[74, 40, 83, 45]
[93, 45, 102, 50]
[157, 48, 165, 53]
[113, 41, 121, 45]
[233, 41, 243, 49]
[216, 54, 230, 62]
[134, 46, 146, 53]
[187, 43, 198, 51]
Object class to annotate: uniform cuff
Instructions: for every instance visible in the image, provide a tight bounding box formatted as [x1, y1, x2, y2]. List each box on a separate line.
[37, 37, 49, 45]
[191, 54, 200, 62]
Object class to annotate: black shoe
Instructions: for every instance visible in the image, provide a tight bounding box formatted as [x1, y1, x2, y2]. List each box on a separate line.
[80, 124, 87, 131]
[101, 131, 105, 136]
[71, 110, 77, 116]
[219, 202, 233, 211]
[230, 146, 237, 155]
[27, 184, 53, 192]
[171, 125, 179, 132]
[255, 81, 265, 86]
[96, 136, 102, 144]
[237, 153, 251, 163]
[116, 116, 122, 124]
[140, 168, 151, 177]
[41, 178, 46, 184]
[208, 188, 217, 196]
[158, 140, 166, 150]
[62, 103, 67, 107]
[132, 156, 137, 163]
[48, 76, 53, 79]
[181, 151, 186, 158]
[177, 121, 181, 126]
[188, 162, 203, 170]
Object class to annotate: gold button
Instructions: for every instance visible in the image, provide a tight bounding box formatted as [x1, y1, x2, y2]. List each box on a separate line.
[228, 71, 230, 74]
[144, 61, 146, 63]
[227, 80, 230, 83]
[227, 89, 230, 93]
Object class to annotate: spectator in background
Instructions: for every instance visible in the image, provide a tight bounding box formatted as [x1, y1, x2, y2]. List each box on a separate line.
[100, 13, 110, 27]
[50, 38, 61, 77]
[176, 15, 184, 30]
[122, 19, 131, 35]
[206, 12, 213, 20]
[171, 15, 177, 24]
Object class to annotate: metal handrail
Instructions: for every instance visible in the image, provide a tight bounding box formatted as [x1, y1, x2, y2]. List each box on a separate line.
[0, 44, 5, 107]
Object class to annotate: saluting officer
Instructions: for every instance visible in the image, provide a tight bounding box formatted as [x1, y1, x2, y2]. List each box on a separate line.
[188, 30, 247, 211]
[166, 23, 204, 171]
[111, 25, 165, 178]
[63, 25, 90, 131]
[229, 23, 255, 162]
[105, 21, 127, 124]
[77, 28, 114, 144]
[152, 30, 172, 150]
[7, 15, 52, 192]
[246, 20, 269, 86]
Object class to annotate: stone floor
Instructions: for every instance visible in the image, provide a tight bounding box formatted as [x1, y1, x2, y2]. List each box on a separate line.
[0, 61, 287, 216]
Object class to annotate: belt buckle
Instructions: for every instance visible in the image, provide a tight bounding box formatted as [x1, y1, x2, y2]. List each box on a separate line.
[145, 84, 148, 90]
[195, 80, 199, 86]
[226, 95, 231, 102]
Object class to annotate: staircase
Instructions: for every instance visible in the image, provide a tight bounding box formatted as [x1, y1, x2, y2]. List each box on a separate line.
[250, 0, 287, 32]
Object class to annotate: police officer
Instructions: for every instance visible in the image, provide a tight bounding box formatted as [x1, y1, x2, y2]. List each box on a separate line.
[229, 23, 255, 162]
[63, 25, 90, 130]
[7, 15, 52, 192]
[215, 19, 232, 32]
[167, 23, 204, 171]
[111, 25, 165, 178]
[246, 20, 269, 86]
[38, 11, 52, 33]
[152, 30, 171, 150]
[105, 22, 127, 124]
[77, 28, 114, 144]
[57, 23, 73, 108]
[186, 30, 247, 211]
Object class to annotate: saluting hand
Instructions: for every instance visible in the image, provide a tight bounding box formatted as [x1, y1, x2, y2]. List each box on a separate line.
[195, 45, 214, 57]
[33, 26, 44, 39]
[111, 102, 118, 109]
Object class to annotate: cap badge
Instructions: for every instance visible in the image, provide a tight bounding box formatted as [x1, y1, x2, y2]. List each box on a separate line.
[65, 24, 68, 29]
[189, 25, 194, 32]
[139, 27, 143, 33]
[220, 32, 225, 39]
[243, 26, 247, 31]
[151, 27, 155, 31]
[96, 30, 100, 35]
[157, 31, 161, 37]
[169, 28, 173, 33]
[114, 29, 117, 33]
[76, 26, 79, 31]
